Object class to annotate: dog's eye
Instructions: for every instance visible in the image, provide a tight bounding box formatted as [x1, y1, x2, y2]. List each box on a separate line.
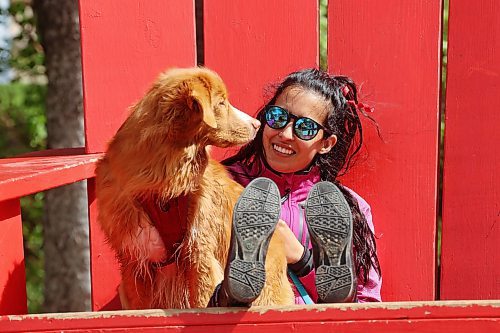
[219, 100, 226, 106]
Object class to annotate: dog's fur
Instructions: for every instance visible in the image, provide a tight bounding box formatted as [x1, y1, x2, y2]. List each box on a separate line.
[95, 67, 294, 309]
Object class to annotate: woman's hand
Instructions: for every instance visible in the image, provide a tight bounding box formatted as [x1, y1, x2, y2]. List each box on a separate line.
[275, 219, 305, 264]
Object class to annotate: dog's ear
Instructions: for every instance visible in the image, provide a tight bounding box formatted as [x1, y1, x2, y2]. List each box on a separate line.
[188, 89, 217, 129]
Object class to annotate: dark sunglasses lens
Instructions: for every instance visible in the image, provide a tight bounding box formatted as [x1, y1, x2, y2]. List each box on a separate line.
[265, 106, 289, 129]
[295, 117, 319, 140]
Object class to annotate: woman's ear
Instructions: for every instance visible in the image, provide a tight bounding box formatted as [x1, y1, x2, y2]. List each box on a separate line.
[318, 134, 337, 154]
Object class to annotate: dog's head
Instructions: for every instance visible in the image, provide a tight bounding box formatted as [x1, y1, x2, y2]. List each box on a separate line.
[132, 67, 260, 148]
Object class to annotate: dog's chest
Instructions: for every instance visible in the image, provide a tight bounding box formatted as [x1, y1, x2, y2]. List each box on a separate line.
[140, 195, 189, 264]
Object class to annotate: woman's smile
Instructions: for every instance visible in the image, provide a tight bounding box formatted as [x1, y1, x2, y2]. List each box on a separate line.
[272, 143, 295, 156]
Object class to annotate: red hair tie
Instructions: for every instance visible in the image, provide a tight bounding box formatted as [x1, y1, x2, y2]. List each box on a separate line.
[343, 85, 374, 113]
[360, 102, 374, 113]
[342, 85, 351, 97]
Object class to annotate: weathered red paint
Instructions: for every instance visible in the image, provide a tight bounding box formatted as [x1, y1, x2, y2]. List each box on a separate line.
[79, 0, 197, 154]
[328, 1, 442, 301]
[87, 178, 122, 311]
[0, 200, 27, 315]
[1, 301, 498, 332]
[0, 0, 498, 330]
[0, 148, 101, 201]
[203, 0, 318, 161]
[441, 0, 500, 300]
[78, 0, 197, 310]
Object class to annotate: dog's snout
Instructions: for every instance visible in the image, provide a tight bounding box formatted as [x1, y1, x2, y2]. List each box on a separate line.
[252, 119, 261, 130]
[230, 104, 260, 141]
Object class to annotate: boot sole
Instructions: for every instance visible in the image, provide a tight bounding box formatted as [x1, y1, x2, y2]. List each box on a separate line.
[305, 181, 355, 303]
[227, 177, 281, 303]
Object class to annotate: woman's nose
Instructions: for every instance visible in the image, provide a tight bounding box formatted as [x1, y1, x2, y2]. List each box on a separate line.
[278, 123, 294, 140]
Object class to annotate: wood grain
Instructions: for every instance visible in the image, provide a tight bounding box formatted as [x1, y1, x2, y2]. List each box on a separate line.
[441, 0, 500, 300]
[328, 1, 442, 301]
[203, 0, 319, 160]
[79, 0, 197, 154]
[1, 301, 498, 332]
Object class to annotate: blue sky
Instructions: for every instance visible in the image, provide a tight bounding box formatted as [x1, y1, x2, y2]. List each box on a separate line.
[0, 0, 11, 83]
[0, 0, 9, 46]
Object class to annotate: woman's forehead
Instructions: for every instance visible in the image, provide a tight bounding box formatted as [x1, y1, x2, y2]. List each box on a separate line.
[276, 86, 331, 120]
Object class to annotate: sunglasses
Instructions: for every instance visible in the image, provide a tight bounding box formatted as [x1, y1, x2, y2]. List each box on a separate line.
[263, 105, 330, 141]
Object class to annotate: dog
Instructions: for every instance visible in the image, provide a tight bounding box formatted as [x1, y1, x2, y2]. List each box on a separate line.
[95, 67, 294, 309]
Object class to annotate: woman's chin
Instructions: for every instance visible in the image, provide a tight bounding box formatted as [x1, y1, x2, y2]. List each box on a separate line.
[267, 160, 296, 174]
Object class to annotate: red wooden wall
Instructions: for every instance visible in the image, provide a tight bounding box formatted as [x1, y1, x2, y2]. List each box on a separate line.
[328, 1, 442, 301]
[79, 0, 196, 154]
[440, 0, 500, 300]
[203, 0, 318, 160]
[78, 0, 196, 310]
[1, 0, 500, 320]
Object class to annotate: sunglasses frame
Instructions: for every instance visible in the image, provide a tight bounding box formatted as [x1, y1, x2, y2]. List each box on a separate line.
[263, 105, 330, 141]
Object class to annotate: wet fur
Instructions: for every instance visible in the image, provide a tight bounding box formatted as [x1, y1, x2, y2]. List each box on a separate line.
[96, 67, 294, 309]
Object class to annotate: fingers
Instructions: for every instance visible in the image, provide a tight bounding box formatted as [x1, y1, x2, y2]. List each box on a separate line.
[275, 219, 305, 264]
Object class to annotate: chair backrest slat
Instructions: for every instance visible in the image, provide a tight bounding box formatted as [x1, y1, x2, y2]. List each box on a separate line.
[80, 0, 197, 154]
[441, 0, 500, 300]
[79, 0, 197, 310]
[328, 1, 442, 301]
[203, 0, 319, 160]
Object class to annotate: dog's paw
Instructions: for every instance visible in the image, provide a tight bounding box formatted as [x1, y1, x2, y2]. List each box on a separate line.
[136, 224, 167, 263]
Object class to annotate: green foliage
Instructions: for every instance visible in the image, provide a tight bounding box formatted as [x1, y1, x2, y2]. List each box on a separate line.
[21, 193, 45, 313]
[1, 1, 45, 80]
[0, 8, 8, 75]
[319, 0, 328, 70]
[0, 83, 46, 156]
[436, 0, 450, 272]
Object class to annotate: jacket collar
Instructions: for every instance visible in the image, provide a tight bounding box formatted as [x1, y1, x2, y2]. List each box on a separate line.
[256, 157, 321, 196]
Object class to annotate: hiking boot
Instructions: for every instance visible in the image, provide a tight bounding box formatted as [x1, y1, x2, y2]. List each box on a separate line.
[304, 181, 356, 303]
[223, 177, 281, 305]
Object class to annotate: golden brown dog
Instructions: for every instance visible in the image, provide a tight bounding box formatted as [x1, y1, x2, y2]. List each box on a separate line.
[95, 67, 294, 309]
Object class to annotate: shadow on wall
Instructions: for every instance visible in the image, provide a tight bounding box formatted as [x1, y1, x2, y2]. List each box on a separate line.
[0, 262, 27, 315]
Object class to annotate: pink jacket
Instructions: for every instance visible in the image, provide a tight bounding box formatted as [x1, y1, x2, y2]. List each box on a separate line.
[225, 160, 382, 303]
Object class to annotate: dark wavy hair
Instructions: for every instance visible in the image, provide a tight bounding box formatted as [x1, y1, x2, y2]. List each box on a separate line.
[223, 68, 381, 284]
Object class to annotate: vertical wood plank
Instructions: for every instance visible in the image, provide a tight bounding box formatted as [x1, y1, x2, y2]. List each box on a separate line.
[204, 0, 319, 160]
[78, 0, 197, 310]
[87, 179, 121, 311]
[441, 0, 500, 300]
[329, 1, 442, 301]
[0, 199, 27, 315]
[79, 0, 197, 154]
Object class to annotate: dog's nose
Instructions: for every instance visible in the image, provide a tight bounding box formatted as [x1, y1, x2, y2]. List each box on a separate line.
[252, 119, 261, 130]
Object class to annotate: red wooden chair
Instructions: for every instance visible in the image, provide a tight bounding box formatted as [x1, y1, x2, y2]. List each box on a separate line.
[1, 1, 498, 331]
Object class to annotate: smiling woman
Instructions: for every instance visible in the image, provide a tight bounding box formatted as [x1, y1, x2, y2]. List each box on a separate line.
[220, 68, 382, 305]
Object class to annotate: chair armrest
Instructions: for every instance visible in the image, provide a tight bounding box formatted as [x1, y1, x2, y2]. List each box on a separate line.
[0, 148, 103, 201]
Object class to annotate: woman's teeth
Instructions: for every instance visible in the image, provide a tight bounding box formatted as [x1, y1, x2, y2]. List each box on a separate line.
[273, 144, 294, 155]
